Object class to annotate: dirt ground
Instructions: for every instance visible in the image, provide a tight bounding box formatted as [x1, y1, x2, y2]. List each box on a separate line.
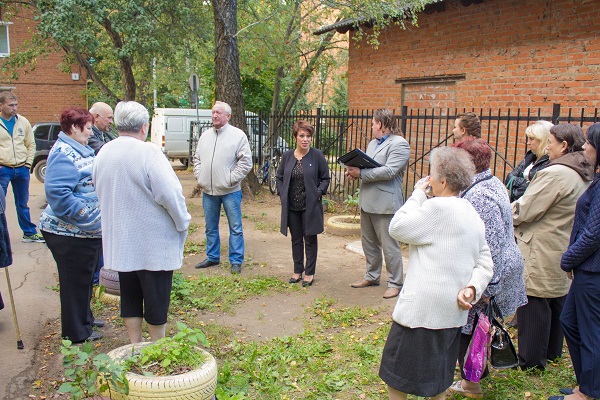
[24, 169, 400, 399]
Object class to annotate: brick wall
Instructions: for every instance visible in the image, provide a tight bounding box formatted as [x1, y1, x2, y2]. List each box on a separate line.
[348, 0, 600, 113]
[0, 6, 87, 124]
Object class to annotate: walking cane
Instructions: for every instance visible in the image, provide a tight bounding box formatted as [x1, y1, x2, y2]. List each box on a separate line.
[4, 267, 24, 349]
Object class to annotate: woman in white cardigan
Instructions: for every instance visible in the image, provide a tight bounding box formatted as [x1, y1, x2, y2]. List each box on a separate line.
[94, 101, 191, 344]
[379, 147, 494, 400]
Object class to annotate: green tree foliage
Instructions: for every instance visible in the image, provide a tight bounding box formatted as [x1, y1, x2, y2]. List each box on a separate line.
[3, 0, 212, 104]
[323, 0, 437, 47]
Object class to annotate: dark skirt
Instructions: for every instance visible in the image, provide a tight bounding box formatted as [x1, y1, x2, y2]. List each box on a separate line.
[379, 321, 461, 397]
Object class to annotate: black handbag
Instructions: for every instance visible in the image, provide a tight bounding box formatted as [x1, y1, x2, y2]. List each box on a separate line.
[485, 297, 518, 369]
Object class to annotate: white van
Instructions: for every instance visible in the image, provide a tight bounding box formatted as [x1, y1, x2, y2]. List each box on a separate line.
[150, 108, 288, 166]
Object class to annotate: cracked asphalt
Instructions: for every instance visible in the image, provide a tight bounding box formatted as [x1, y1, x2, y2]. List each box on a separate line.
[0, 178, 58, 400]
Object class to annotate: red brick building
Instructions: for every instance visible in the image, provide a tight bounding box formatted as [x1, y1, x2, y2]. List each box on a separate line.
[320, 0, 600, 113]
[0, 6, 86, 124]
[316, 0, 600, 190]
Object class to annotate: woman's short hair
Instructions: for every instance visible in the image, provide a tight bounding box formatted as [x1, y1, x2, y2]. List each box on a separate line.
[585, 122, 600, 171]
[60, 107, 93, 135]
[373, 109, 399, 134]
[550, 123, 585, 154]
[525, 120, 553, 158]
[456, 112, 481, 138]
[114, 101, 149, 133]
[454, 137, 491, 173]
[292, 120, 314, 138]
[430, 147, 476, 193]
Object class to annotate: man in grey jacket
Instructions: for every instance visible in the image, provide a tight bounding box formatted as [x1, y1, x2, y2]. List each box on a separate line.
[193, 101, 252, 274]
[345, 109, 410, 299]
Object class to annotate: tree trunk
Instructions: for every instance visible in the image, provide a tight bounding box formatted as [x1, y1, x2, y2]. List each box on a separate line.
[211, 0, 259, 196]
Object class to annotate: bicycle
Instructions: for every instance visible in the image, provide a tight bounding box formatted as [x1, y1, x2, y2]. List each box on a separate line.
[257, 147, 281, 194]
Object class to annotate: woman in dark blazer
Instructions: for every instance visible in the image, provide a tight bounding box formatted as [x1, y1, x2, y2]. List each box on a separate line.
[276, 120, 330, 287]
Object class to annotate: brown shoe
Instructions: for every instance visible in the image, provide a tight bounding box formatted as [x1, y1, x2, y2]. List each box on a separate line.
[383, 287, 401, 299]
[351, 279, 380, 288]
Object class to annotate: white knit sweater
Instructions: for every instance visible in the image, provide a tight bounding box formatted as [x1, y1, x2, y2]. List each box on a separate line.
[388, 190, 493, 329]
[93, 136, 191, 272]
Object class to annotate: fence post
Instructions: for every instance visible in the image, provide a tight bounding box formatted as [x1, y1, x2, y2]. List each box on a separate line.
[401, 106, 408, 134]
[552, 103, 561, 124]
[315, 108, 322, 149]
[258, 111, 264, 163]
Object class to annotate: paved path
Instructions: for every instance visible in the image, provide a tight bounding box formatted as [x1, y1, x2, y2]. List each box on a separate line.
[0, 178, 58, 400]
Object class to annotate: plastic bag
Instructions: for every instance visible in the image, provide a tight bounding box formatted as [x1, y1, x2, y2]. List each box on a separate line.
[463, 312, 491, 382]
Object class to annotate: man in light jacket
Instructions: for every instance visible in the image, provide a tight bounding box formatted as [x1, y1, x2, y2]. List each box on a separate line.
[193, 101, 252, 274]
[0, 91, 44, 243]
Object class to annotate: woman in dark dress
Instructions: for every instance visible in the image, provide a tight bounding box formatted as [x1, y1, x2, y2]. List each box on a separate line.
[505, 120, 552, 202]
[276, 120, 330, 287]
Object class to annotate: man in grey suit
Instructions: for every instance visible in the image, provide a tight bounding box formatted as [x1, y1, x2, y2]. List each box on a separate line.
[345, 109, 410, 299]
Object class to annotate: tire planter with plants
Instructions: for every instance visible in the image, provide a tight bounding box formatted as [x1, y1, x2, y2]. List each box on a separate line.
[99, 267, 120, 295]
[98, 291, 120, 305]
[326, 215, 361, 237]
[105, 342, 218, 400]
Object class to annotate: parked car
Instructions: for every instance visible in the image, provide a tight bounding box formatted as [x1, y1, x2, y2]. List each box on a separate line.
[31, 122, 60, 183]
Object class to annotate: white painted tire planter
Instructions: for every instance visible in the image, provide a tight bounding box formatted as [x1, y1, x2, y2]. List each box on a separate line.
[105, 342, 218, 400]
[98, 291, 120, 305]
[326, 215, 361, 237]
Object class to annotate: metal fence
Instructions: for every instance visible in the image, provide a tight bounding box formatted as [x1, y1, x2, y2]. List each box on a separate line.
[245, 104, 599, 204]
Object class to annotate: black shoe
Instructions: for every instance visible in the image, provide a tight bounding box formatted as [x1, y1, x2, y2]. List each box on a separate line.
[231, 264, 241, 274]
[195, 259, 220, 269]
[559, 388, 574, 395]
[302, 279, 314, 287]
[92, 319, 105, 328]
[85, 331, 104, 342]
[289, 275, 302, 284]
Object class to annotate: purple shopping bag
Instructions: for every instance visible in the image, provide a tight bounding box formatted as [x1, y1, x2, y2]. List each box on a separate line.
[463, 312, 491, 382]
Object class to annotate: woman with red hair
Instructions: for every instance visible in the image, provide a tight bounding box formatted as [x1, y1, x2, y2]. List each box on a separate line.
[449, 137, 527, 398]
[39, 107, 103, 343]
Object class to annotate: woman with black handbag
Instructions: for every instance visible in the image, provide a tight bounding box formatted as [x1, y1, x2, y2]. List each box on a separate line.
[449, 138, 526, 398]
[549, 123, 600, 400]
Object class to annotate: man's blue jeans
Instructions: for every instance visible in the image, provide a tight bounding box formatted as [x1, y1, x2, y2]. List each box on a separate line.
[0, 166, 38, 236]
[202, 190, 244, 265]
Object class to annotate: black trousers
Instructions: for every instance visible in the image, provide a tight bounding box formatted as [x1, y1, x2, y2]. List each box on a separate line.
[458, 331, 490, 381]
[288, 209, 318, 276]
[516, 294, 566, 370]
[42, 231, 102, 343]
[561, 271, 600, 398]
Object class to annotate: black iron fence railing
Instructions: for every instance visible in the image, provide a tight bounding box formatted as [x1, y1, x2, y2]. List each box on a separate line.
[189, 104, 600, 204]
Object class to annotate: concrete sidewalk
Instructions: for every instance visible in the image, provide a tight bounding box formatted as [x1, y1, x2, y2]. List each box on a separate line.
[0, 178, 59, 399]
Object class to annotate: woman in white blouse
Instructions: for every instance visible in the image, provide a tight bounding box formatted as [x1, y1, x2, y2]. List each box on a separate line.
[379, 147, 493, 400]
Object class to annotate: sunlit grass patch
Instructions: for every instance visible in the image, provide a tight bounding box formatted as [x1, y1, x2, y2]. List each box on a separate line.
[170, 273, 299, 313]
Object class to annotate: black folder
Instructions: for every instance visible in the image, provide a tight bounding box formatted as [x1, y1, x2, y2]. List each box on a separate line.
[337, 148, 382, 168]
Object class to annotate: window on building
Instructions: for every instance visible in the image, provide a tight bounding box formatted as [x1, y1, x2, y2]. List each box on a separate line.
[0, 22, 10, 57]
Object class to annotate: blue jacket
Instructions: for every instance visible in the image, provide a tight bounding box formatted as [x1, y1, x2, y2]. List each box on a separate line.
[38, 132, 101, 238]
[561, 173, 600, 273]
